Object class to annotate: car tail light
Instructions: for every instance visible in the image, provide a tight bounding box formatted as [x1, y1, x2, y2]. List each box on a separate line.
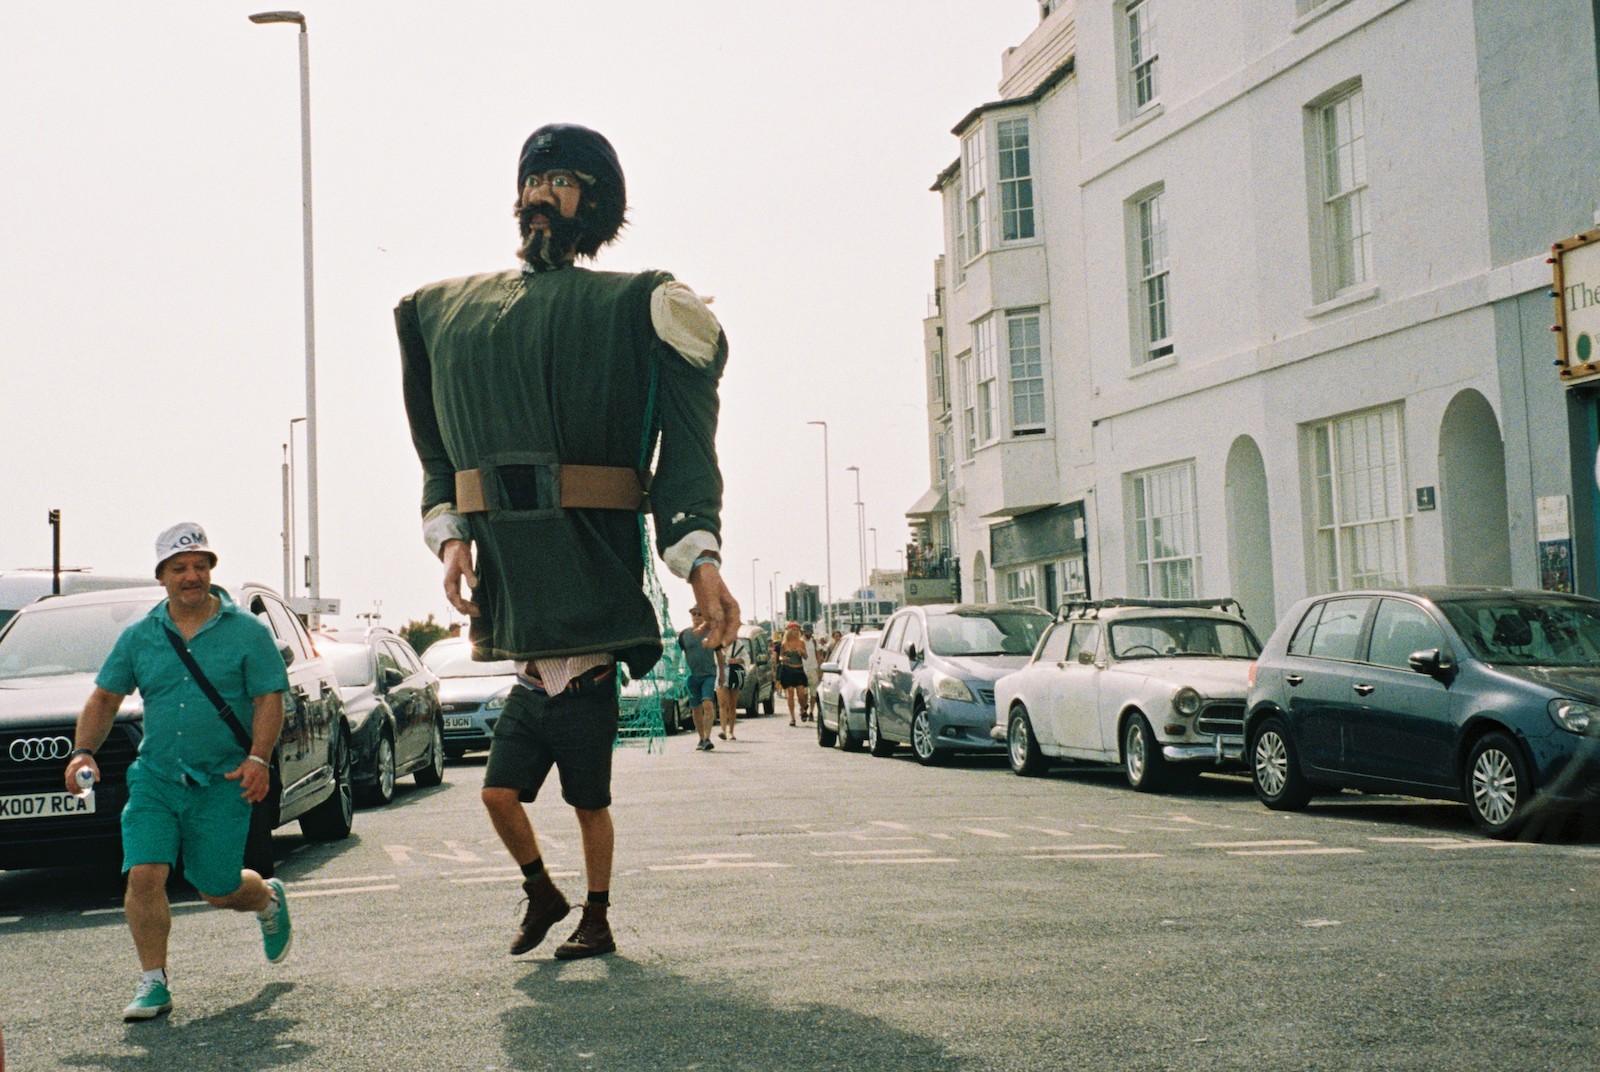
[1247, 661, 1257, 687]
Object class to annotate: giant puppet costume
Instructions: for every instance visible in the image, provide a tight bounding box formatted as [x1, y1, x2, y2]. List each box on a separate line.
[396, 124, 727, 677]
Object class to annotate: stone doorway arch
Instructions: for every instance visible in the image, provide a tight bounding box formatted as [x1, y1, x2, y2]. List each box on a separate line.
[1225, 435, 1277, 635]
[1438, 389, 1512, 585]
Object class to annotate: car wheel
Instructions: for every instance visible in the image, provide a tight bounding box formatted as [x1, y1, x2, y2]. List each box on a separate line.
[867, 706, 894, 758]
[660, 699, 681, 736]
[357, 731, 396, 808]
[835, 703, 856, 751]
[1008, 707, 1047, 777]
[414, 719, 446, 788]
[1466, 731, 1533, 839]
[817, 704, 838, 748]
[910, 707, 943, 766]
[1250, 716, 1311, 811]
[762, 690, 775, 716]
[1123, 714, 1168, 793]
[300, 728, 354, 841]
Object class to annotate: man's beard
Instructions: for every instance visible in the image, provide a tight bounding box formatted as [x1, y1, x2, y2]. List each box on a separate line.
[517, 203, 586, 272]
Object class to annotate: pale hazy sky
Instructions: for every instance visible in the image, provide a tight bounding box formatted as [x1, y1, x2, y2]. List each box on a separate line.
[1, 1, 1039, 633]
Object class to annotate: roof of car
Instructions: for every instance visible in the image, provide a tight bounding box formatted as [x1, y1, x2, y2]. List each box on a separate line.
[1305, 585, 1597, 604]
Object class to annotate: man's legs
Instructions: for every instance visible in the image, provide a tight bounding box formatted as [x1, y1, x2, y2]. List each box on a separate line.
[556, 805, 617, 960]
[125, 863, 172, 972]
[484, 785, 573, 956]
[483, 785, 544, 866]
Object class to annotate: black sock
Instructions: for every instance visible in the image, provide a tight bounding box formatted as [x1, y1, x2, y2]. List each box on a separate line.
[520, 858, 546, 882]
[587, 889, 609, 907]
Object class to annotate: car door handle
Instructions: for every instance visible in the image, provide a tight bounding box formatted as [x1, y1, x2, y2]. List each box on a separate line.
[1353, 684, 1375, 696]
[1284, 674, 1303, 687]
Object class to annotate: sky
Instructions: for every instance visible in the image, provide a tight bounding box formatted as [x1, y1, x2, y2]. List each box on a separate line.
[0, 1, 1040, 636]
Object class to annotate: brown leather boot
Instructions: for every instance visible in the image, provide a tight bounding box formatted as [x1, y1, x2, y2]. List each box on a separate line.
[554, 902, 616, 960]
[510, 871, 572, 956]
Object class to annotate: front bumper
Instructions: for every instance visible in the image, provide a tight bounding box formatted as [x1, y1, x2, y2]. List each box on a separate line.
[440, 702, 499, 753]
[929, 697, 1006, 753]
[1162, 736, 1245, 765]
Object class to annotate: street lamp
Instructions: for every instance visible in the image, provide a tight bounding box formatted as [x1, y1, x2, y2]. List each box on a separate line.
[869, 527, 879, 577]
[771, 570, 782, 625]
[750, 557, 760, 626]
[806, 420, 833, 635]
[845, 465, 865, 592]
[284, 416, 304, 597]
[251, 10, 322, 625]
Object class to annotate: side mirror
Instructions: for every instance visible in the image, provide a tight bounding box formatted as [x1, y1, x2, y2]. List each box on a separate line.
[820, 661, 840, 674]
[276, 639, 295, 667]
[1077, 649, 1096, 665]
[906, 645, 921, 664]
[1407, 648, 1454, 680]
[380, 666, 405, 690]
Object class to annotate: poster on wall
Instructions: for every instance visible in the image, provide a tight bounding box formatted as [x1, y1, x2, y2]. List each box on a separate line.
[1537, 495, 1574, 593]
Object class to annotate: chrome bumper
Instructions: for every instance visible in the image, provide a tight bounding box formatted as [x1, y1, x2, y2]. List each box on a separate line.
[1162, 737, 1245, 764]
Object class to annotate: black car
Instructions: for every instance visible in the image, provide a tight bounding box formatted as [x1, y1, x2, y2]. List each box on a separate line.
[0, 584, 354, 870]
[1244, 586, 1600, 838]
[318, 628, 446, 806]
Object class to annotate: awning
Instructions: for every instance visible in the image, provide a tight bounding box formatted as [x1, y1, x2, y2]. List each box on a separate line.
[905, 487, 948, 518]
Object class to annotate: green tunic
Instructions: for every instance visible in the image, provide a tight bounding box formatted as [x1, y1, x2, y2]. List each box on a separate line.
[396, 266, 726, 677]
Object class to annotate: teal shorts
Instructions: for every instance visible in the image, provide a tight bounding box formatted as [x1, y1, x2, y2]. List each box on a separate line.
[121, 760, 251, 898]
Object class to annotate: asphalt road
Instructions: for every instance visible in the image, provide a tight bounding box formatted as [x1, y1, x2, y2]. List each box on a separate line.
[3, 710, 1599, 1072]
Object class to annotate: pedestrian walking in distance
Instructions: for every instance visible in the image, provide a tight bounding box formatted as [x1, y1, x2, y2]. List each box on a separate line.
[66, 523, 292, 1022]
[397, 122, 739, 961]
[678, 609, 720, 751]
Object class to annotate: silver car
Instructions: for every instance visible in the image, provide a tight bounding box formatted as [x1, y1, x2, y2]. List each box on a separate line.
[420, 637, 517, 760]
[815, 631, 880, 751]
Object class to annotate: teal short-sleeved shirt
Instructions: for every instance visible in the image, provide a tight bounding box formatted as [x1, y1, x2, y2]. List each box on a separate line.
[96, 587, 289, 785]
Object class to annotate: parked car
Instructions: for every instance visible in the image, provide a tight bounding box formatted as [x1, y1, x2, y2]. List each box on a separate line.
[1244, 586, 1600, 838]
[733, 624, 775, 718]
[622, 633, 690, 737]
[815, 630, 881, 751]
[995, 599, 1262, 791]
[865, 603, 1051, 764]
[420, 636, 517, 759]
[0, 569, 153, 632]
[318, 628, 446, 806]
[0, 583, 353, 871]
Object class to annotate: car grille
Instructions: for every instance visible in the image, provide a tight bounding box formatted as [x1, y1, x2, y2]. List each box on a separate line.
[975, 687, 995, 707]
[0, 722, 141, 794]
[440, 702, 479, 714]
[1196, 702, 1245, 738]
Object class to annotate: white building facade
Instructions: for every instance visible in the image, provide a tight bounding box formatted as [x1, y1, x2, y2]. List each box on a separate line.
[914, 0, 1600, 632]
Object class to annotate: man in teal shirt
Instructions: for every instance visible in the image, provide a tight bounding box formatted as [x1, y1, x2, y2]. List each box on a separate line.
[67, 523, 293, 1022]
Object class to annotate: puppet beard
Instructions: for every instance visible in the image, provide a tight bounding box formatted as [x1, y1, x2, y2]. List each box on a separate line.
[518, 204, 586, 272]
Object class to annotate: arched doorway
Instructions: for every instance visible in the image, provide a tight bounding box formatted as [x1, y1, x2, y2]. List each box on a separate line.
[1225, 435, 1277, 634]
[1439, 389, 1512, 585]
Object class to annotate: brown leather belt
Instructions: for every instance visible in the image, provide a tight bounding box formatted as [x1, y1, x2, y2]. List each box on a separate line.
[455, 465, 648, 513]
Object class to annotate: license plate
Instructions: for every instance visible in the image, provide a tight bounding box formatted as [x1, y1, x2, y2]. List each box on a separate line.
[0, 791, 96, 820]
[444, 716, 473, 730]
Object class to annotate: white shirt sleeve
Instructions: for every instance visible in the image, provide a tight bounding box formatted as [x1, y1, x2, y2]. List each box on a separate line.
[422, 502, 472, 559]
[662, 530, 721, 580]
[650, 281, 721, 368]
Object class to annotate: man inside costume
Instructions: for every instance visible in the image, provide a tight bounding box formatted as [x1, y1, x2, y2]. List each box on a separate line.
[396, 123, 740, 960]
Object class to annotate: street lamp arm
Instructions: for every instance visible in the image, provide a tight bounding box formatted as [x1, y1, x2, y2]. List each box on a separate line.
[249, 10, 306, 27]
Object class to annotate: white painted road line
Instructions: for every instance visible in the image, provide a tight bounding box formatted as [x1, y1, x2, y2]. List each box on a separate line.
[0, 916, 21, 925]
[1226, 848, 1365, 857]
[1019, 826, 1077, 838]
[961, 827, 1013, 839]
[288, 874, 397, 887]
[1016, 843, 1126, 853]
[648, 860, 790, 871]
[451, 870, 579, 885]
[1427, 841, 1529, 851]
[1193, 839, 1319, 848]
[869, 821, 913, 830]
[837, 856, 960, 865]
[812, 848, 939, 857]
[1023, 852, 1164, 861]
[290, 884, 401, 898]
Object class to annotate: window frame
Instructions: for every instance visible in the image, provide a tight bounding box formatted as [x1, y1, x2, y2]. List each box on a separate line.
[1129, 185, 1173, 365]
[956, 350, 976, 461]
[1125, 0, 1161, 116]
[1307, 404, 1410, 592]
[1307, 82, 1373, 301]
[961, 127, 988, 263]
[1127, 460, 1200, 599]
[974, 315, 1000, 447]
[1006, 308, 1047, 435]
[995, 116, 1036, 243]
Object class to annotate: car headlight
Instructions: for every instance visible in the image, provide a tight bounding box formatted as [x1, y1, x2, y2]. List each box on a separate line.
[933, 671, 975, 702]
[485, 692, 510, 710]
[1171, 687, 1203, 717]
[1549, 698, 1600, 735]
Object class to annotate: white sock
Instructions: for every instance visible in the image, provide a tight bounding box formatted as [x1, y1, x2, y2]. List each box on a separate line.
[142, 967, 167, 986]
[255, 890, 279, 920]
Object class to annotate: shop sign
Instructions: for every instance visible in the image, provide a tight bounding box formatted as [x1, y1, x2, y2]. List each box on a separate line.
[1552, 229, 1600, 387]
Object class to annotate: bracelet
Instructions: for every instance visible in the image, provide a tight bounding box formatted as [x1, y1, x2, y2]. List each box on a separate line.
[68, 747, 94, 760]
[246, 755, 270, 769]
[690, 554, 721, 575]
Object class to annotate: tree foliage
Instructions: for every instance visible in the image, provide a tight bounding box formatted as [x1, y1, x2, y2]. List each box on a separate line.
[398, 613, 450, 656]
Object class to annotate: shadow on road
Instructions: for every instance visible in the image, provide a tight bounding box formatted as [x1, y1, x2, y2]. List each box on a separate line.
[503, 956, 976, 1072]
[58, 982, 310, 1072]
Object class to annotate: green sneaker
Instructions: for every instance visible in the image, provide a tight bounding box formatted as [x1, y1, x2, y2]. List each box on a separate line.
[259, 877, 292, 964]
[122, 977, 172, 1021]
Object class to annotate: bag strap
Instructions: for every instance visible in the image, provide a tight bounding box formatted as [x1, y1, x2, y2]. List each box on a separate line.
[161, 626, 252, 752]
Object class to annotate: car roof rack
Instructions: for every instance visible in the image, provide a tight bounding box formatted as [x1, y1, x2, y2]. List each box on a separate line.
[1057, 597, 1244, 621]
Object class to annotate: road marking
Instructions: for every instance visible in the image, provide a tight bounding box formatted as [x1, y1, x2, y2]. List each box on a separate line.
[1017, 843, 1125, 853]
[812, 848, 938, 857]
[1368, 837, 1464, 844]
[1077, 823, 1137, 835]
[291, 884, 401, 898]
[1023, 852, 1164, 861]
[836, 856, 959, 865]
[1019, 826, 1077, 838]
[382, 841, 486, 866]
[1226, 847, 1364, 857]
[1426, 841, 1530, 851]
[451, 870, 579, 885]
[1193, 840, 1319, 849]
[0, 916, 20, 924]
[849, 834, 918, 842]
[438, 866, 524, 878]
[669, 853, 758, 860]
[289, 874, 397, 887]
[869, 820, 912, 830]
[1299, 919, 1342, 928]
[961, 827, 1013, 839]
[648, 860, 790, 871]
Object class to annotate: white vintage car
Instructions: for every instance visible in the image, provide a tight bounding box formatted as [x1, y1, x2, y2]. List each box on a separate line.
[992, 599, 1263, 791]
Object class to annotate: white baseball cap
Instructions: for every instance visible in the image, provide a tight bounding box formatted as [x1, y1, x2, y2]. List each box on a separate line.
[154, 522, 218, 576]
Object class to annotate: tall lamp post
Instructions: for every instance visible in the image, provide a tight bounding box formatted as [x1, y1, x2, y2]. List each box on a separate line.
[806, 420, 832, 635]
[750, 557, 760, 627]
[284, 415, 305, 597]
[250, 10, 322, 625]
[771, 570, 782, 625]
[869, 527, 879, 577]
[845, 465, 865, 592]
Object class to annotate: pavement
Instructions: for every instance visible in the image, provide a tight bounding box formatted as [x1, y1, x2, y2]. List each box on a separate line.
[3, 709, 1599, 1071]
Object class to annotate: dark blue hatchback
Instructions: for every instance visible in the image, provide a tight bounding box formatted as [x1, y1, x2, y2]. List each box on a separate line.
[1244, 587, 1600, 838]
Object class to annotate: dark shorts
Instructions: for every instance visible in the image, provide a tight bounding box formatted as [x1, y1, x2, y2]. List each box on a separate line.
[483, 680, 619, 810]
[687, 673, 717, 705]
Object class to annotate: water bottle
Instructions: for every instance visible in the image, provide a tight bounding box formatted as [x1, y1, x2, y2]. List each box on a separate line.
[73, 765, 96, 803]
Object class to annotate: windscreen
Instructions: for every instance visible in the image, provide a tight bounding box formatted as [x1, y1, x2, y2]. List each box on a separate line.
[1439, 597, 1600, 667]
[323, 644, 373, 687]
[1108, 617, 1261, 659]
[421, 640, 516, 678]
[0, 598, 157, 679]
[926, 611, 1049, 657]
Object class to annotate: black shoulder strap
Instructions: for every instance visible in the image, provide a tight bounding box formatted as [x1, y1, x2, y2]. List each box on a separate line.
[161, 626, 252, 752]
